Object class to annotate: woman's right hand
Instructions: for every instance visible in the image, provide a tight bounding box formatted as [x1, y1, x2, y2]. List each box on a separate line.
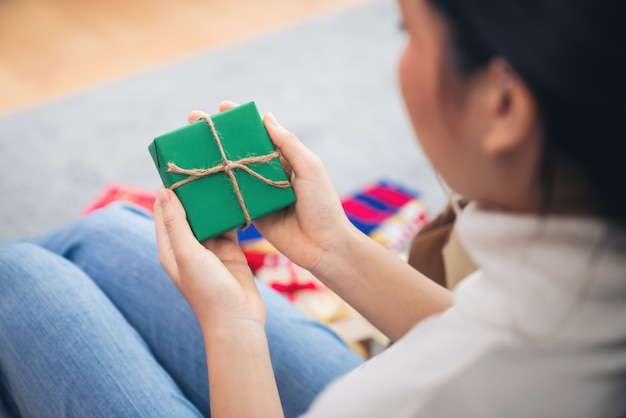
[210, 102, 354, 272]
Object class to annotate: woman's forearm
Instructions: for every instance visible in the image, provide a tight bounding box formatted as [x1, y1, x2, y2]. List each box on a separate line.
[312, 226, 454, 342]
[202, 322, 284, 418]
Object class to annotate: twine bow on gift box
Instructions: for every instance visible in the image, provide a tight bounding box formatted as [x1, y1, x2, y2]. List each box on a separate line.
[167, 115, 291, 229]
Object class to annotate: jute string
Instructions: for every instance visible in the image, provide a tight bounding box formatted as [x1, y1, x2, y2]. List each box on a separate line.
[167, 115, 290, 229]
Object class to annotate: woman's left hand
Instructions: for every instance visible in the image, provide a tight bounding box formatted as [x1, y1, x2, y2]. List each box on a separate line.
[154, 188, 284, 418]
[153, 187, 266, 330]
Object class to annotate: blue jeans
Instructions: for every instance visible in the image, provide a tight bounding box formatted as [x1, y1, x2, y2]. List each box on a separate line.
[0, 203, 363, 417]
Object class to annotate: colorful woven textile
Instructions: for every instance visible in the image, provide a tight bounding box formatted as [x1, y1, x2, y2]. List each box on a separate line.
[82, 180, 428, 354]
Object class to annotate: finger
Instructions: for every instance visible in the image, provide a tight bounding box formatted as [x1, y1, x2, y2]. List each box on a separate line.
[155, 188, 200, 267]
[218, 101, 240, 112]
[188, 110, 209, 124]
[200, 229, 238, 251]
[188, 101, 239, 125]
[263, 112, 322, 177]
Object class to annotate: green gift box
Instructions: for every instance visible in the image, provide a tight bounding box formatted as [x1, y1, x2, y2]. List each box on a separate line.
[148, 102, 296, 241]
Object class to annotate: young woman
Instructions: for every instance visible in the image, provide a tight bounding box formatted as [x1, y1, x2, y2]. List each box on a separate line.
[1, 0, 624, 416]
[153, 0, 626, 415]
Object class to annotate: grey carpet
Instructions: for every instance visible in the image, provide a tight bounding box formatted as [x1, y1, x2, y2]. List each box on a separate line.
[0, 0, 445, 242]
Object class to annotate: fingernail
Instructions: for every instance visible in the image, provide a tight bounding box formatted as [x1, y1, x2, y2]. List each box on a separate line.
[266, 112, 279, 127]
[157, 188, 171, 205]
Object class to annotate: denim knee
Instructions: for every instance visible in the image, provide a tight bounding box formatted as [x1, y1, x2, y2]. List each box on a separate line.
[0, 242, 52, 283]
[79, 202, 154, 236]
[0, 242, 72, 312]
[30, 202, 156, 256]
[95, 201, 154, 221]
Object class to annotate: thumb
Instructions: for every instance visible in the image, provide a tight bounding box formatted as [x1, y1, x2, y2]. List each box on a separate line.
[263, 113, 323, 177]
[155, 188, 200, 266]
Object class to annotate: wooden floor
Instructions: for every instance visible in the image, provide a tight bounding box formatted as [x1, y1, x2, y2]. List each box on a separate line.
[0, 0, 371, 114]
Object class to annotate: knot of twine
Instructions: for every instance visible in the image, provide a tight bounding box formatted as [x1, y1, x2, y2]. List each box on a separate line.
[167, 115, 290, 229]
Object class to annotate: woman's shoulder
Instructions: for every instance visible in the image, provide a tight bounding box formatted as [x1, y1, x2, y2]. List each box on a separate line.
[414, 337, 626, 418]
[304, 306, 626, 417]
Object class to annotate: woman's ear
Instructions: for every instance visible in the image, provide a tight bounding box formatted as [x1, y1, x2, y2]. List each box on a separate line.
[481, 59, 539, 157]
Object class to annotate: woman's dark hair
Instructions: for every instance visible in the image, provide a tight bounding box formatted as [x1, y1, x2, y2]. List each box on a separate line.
[428, 0, 626, 226]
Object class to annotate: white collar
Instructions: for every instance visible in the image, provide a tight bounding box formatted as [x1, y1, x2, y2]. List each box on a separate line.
[454, 203, 626, 346]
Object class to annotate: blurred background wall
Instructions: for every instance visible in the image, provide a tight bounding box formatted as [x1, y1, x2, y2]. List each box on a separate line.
[0, 0, 371, 113]
[0, 0, 445, 242]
